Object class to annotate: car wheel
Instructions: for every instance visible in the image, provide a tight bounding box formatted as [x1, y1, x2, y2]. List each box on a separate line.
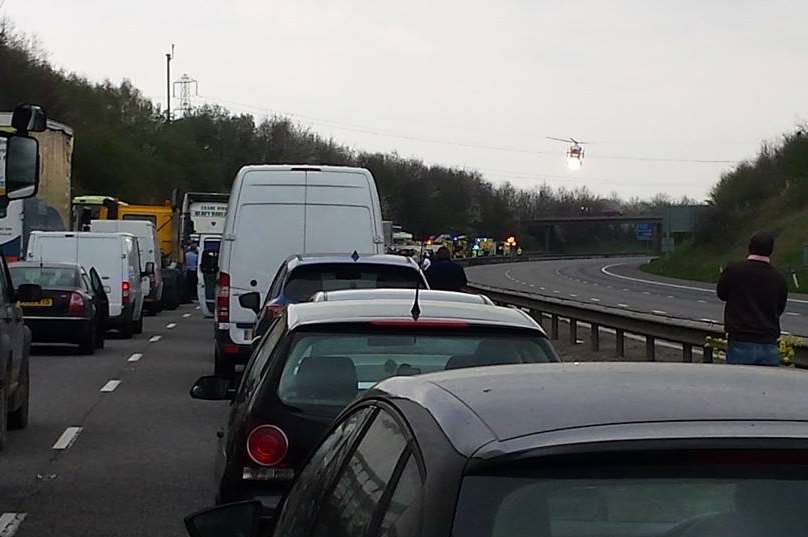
[214, 347, 235, 378]
[78, 323, 96, 355]
[0, 383, 7, 450]
[133, 314, 143, 334]
[8, 359, 29, 430]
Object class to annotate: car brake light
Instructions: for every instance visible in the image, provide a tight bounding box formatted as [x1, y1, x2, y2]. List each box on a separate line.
[223, 344, 239, 355]
[68, 292, 85, 315]
[370, 319, 469, 328]
[216, 272, 230, 323]
[121, 281, 130, 305]
[246, 425, 288, 467]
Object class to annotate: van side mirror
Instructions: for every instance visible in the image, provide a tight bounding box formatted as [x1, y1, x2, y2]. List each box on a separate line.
[16, 283, 43, 303]
[185, 501, 266, 537]
[4, 135, 40, 201]
[189, 376, 235, 401]
[238, 292, 261, 314]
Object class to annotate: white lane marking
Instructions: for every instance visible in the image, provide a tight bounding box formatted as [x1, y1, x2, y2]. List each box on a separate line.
[617, 303, 630, 308]
[590, 298, 600, 302]
[643, 291, 651, 295]
[667, 295, 675, 299]
[700, 318, 719, 323]
[539, 287, 545, 290]
[0, 513, 26, 536]
[528, 283, 535, 287]
[149, 335, 162, 343]
[100, 380, 121, 392]
[602, 263, 808, 304]
[786, 312, 800, 316]
[569, 294, 578, 297]
[166, 323, 177, 329]
[697, 299, 707, 304]
[182, 313, 191, 318]
[553, 290, 560, 293]
[622, 288, 630, 291]
[652, 310, 668, 315]
[128, 353, 143, 362]
[52, 427, 82, 450]
[195, 306, 201, 310]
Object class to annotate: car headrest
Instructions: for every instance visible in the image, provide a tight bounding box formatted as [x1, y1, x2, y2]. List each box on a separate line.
[445, 354, 485, 370]
[296, 356, 358, 403]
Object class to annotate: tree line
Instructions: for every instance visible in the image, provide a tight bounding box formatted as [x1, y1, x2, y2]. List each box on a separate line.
[1, 20, 691, 249]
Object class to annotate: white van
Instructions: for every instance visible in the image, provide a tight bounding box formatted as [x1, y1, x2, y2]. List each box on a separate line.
[89, 220, 162, 314]
[27, 231, 148, 337]
[213, 165, 384, 375]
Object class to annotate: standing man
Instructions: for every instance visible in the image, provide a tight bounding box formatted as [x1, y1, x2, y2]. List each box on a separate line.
[185, 243, 199, 302]
[717, 232, 788, 366]
[426, 246, 468, 292]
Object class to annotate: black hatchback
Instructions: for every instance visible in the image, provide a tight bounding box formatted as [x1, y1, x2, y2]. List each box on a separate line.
[188, 362, 808, 537]
[9, 262, 109, 353]
[190, 295, 557, 507]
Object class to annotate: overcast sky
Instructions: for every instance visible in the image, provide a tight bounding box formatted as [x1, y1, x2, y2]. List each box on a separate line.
[4, 0, 807, 200]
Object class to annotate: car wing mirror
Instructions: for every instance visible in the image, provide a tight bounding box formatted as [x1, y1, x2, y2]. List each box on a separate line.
[189, 375, 235, 401]
[16, 283, 43, 303]
[238, 292, 261, 314]
[185, 500, 265, 537]
[11, 104, 47, 133]
[4, 134, 40, 201]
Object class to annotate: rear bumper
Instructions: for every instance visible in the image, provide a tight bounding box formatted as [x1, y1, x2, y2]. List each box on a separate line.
[214, 330, 252, 364]
[25, 317, 93, 343]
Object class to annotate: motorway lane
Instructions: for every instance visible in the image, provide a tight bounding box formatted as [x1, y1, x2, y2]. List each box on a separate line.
[0, 305, 228, 537]
[467, 257, 808, 336]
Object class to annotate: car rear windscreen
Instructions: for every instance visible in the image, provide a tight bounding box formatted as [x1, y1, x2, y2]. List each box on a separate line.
[454, 452, 808, 537]
[277, 329, 556, 407]
[284, 263, 423, 302]
[10, 266, 79, 288]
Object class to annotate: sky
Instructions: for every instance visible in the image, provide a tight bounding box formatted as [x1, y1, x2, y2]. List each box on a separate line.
[3, 0, 807, 200]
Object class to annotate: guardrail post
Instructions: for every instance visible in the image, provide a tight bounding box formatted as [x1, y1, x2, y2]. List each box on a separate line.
[591, 323, 600, 352]
[550, 315, 559, 339]
[682, 344, 693, 363]
[646, 336, 656, 361]
[615, 329, 625, 357]
[569, 319, 578, 345]
[702, 345, 714, 363]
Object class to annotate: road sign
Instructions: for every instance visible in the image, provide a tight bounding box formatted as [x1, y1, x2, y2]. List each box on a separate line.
[636, 223, 654, 240]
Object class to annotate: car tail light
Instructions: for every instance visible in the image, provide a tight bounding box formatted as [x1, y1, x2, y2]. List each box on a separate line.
[246, 425, 288, 467]
[216, 272, 230, 323]
[68, 292, 85, 315]
[223, 343, 240, 355]
[121, 281, 130, 305]
[265, 303, 285, 319]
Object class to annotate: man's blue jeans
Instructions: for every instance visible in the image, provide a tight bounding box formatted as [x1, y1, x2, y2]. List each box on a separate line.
[727, 340, 780, 366]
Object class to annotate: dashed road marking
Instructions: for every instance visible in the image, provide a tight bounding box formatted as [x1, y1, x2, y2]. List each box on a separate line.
[622, 288, 630, 292]
[643, 291, 651, 295]
[52, 427, 82, 450]
[128, 353, 143, 362]
[195, 306, 201, 310]
[667, 295, 675, 299]
[700, 318, 719, 323]
[697, 300, 707, 304]
[166, 323, 177, 329]
[553, 290, 560, 293]
[569, 294, 578, 297]
[182, 313, 192, 318]
[100, 380, 121, 392]
[539, 287, 545, 290]
[786, 312, 800, 316]
[590, 298, 600, 302]
[149, 335, 162, 343]
[651, 310, 668, 315]
[0, 513, 26, 536]
[617, 303, 630, 308]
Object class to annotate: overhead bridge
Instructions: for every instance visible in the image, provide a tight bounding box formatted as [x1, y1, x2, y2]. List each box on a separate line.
[521, 215, 664, 253]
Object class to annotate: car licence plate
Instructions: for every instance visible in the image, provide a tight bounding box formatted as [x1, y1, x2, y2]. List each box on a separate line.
[20, 298, 53, 307]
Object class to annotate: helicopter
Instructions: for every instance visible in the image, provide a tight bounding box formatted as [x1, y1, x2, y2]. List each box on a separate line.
[547, 137, 586, 168]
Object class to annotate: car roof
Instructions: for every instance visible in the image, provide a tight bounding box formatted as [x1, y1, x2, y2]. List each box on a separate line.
[286, 298, 543, 333]
[10, 261, 81, 271]
[311, 289, 493, 305]
[283, 253, 420, 271]
[370, 363, 808, 457]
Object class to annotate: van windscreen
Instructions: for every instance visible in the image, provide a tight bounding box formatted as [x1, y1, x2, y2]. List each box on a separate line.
[284, 263, 422, 302]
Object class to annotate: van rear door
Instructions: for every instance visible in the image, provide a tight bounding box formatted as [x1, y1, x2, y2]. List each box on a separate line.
[303, 169, 382, 253]
[229, 170, 305, 336]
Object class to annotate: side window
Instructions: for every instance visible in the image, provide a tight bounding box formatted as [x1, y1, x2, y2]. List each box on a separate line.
[311, 409, 409, 537]
[275, 407, 373, 537]
[0, 257, 9, 305]
[268, 265, 287, 301]
[236, 317, 285, 400]
[81, 274, 93, 293]
[378, 454, 422, 537]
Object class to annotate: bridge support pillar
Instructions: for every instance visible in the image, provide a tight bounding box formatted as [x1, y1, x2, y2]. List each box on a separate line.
[569, 319, 578, 345]
[550, 315, 559, 339]
[615, 329, 625, 357]
[682, 344, 693, 363]
[591, 323, 600, 352]
[646, 336, 656, 361]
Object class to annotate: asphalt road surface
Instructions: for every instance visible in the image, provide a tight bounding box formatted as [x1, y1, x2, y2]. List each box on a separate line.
[467, 257, 808, 337]
[0, 305, 228, 537]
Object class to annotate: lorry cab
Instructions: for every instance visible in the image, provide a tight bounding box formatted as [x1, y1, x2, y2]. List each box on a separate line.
[26, 231, 148, 338]
[213, 165, 385, 375]
[89, 219, 162, 315]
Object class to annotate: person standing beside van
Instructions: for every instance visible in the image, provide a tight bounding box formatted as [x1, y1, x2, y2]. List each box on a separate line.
[717, 232, 788, 366]
[185, 243, 199, 302]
